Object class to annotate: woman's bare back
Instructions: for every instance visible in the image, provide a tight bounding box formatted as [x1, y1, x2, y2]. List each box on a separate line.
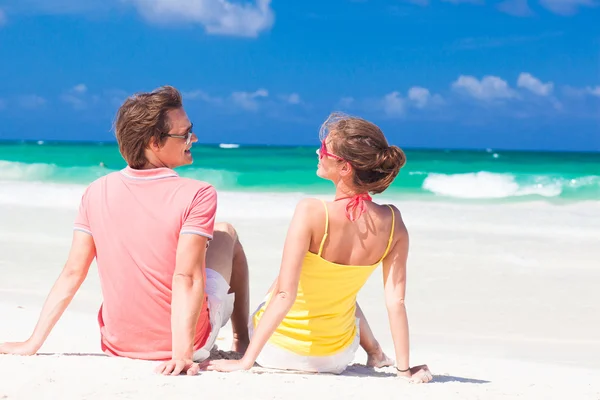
[307, 200, 401, 266]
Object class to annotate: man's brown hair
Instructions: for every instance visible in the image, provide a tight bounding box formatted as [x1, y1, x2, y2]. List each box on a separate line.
[114, 86, 183, 169]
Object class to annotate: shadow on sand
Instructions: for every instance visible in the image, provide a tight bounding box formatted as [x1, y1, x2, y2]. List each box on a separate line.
[35, 350, 490, 384]
[207, 352, 490, 383]
[343, 364, 490, 383]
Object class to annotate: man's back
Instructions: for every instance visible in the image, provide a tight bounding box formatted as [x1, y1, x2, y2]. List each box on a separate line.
[74, 166, 217, 360]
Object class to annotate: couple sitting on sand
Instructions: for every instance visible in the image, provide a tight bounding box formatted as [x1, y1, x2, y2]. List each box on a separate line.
[0, 86, 432, 384]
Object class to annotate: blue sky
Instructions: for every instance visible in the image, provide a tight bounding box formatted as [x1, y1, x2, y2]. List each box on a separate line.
[0, 0, 598, 151]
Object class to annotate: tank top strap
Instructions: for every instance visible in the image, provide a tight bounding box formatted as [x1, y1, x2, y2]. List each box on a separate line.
[317, 200, 329, 257]
[378, 205, 396, 263]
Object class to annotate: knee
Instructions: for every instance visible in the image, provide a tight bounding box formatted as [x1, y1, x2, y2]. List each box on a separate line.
[214, 222, 238, 241]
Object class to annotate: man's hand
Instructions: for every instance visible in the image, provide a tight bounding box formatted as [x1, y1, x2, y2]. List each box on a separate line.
[154, 358, 201, 376]
[0, 340, 40, 356]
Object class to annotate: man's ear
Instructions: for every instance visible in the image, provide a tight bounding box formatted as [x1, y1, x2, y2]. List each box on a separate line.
[148, 136, 161, 152]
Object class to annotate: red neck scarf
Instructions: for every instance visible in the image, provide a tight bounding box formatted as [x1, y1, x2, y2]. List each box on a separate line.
[335, 193, 372, 222]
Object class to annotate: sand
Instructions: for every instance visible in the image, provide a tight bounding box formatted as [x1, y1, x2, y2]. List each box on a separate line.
[1, 195, 599, 399]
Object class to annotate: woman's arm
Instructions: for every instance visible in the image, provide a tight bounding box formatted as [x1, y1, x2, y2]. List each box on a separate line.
[209, 198, 316, 371]
[0, 231, 96, 355]
[383, 209, 433, 383]
[381, 209, 411, 375]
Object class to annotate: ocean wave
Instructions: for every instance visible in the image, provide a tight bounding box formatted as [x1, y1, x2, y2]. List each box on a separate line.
[1, 159, 598, 203]
[0, 160, 240, 188]
[0, 160, 111, 183]
[422, 172, 599, 199]
[0, 160, 58, 181]
[0, 180, 305, 218]
[219, 143, 240, 149]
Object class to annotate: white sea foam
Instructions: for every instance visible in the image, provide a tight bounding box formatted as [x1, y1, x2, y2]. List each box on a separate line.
[0, 160, 57, 181]
[0, 181, 87, 210]
[219, 143, 240, 149]
[422, 172, 563, 199]
[0, 180, 306, 218]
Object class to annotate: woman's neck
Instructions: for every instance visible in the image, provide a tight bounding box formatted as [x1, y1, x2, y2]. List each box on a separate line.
[333, 181, 361, 200]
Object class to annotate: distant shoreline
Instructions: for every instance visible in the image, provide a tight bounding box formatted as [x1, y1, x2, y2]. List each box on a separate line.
[0, 140, 599, 155]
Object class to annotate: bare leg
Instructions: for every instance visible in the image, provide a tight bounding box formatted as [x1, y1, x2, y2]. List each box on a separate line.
[356, 303, 394, 368]
[205, 222, 250, 354]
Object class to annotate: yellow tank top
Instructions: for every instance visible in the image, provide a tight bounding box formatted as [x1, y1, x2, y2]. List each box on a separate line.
[253, 201, 395, 356]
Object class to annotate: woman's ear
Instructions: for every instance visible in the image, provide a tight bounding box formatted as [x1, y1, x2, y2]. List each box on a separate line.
[339, 161, 352, 177]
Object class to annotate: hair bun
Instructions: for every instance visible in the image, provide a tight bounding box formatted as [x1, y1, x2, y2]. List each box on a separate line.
[386, 145, 407, 170]
[374, 146, 406, 173]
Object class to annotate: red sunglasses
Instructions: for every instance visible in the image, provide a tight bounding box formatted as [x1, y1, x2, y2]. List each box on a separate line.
[319, 140, 346, 161]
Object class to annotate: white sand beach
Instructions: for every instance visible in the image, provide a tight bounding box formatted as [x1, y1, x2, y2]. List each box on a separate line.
[1, 192, 599, 399]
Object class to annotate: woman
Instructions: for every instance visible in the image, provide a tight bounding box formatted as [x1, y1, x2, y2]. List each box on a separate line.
[209, 112, 432, 383]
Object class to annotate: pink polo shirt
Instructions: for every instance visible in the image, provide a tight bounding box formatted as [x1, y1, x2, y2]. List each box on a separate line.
[73, 166, 217, 360]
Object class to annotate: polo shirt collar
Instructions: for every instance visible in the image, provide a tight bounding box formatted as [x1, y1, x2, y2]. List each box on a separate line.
[120, 166, 179, 180]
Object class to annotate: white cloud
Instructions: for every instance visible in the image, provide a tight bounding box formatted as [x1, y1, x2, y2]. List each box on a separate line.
[408, 86, 444, 108]
[382, 92, 406, 116]
[19, 95, 47, 109]
[61, 94, 86, 109]
[538, 0, 595, 15]
[0, 8, 7, 26]
[183, 89, 223, 104]
[452, 75, 517, 101]
[587, 86, 600, 97]
[497, 0, 534, 16]
[380, 86, 442, 116]
[517, 73, 554, 96]
[407, 87, 431, 108]
[10, 0, 273, 37]
[281, 93, 301, 105]
[562, 85, 600, 99]
[124, 0, 274, 37]
[61, 84, 89, 109]
[231, 88, 268, 111]
[73, 83, 87, 94]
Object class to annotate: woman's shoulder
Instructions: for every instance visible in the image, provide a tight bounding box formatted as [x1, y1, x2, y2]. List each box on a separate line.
[289, 198, 328, 231]
[376, 203, 408, 237]
[293, 197, 327, 215]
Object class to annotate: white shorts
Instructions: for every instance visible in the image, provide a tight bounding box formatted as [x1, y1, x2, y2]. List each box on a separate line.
[192, 268, 235, 362]
[249, 302, 360, 374]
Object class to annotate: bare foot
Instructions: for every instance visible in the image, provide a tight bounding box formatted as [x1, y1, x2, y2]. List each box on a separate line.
[366, 345, 394, 368]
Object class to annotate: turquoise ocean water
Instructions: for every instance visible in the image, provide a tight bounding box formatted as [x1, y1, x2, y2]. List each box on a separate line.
[1, 141, 599, 204]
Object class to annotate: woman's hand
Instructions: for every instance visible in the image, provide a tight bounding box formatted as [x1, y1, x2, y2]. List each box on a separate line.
[397, 364, 433, 383]
[0, 340, 40, 356]
[206, 358, 253, 372]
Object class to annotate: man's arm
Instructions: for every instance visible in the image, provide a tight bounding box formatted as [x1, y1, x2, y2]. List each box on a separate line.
[171, 233, 208, 360]
[0, 231, 96, 355]
[155, 184, 216, 376]
[154, 233, 208, 376]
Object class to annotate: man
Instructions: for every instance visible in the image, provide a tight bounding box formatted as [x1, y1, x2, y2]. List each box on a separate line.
[0, 86, 250, 376]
